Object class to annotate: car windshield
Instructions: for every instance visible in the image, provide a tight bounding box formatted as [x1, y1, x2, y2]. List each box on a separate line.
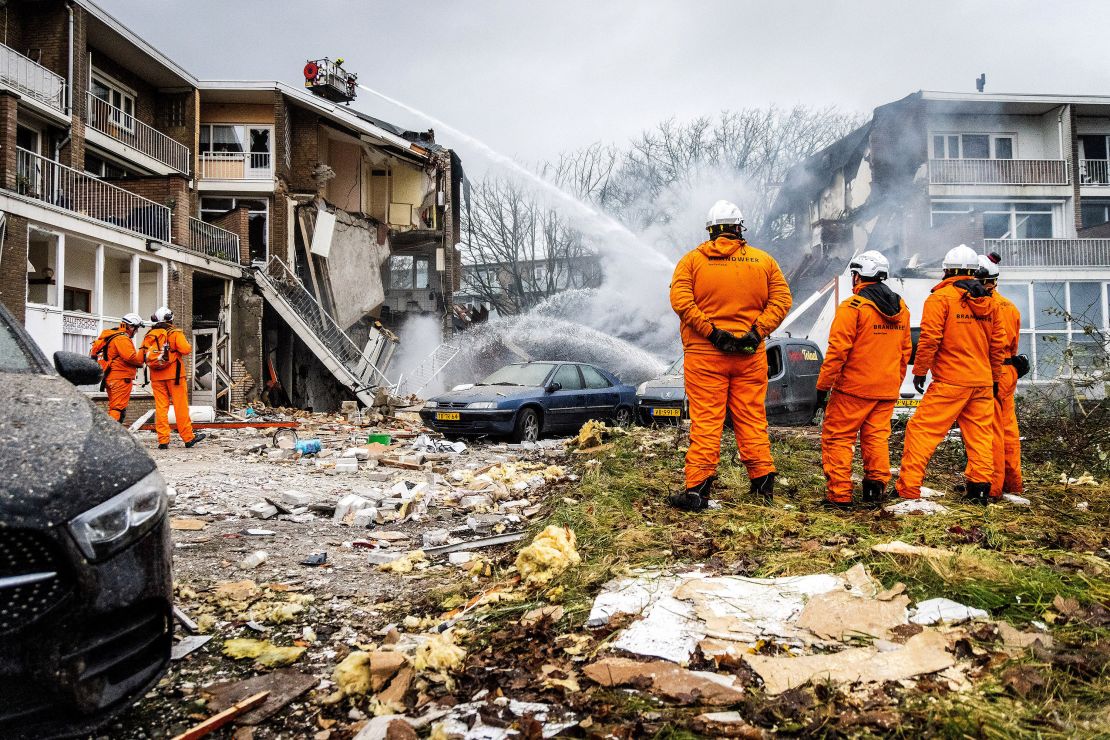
[0, 314, 41, 373]
[477, 363, 556, 387]
[666, 358, 683, 375]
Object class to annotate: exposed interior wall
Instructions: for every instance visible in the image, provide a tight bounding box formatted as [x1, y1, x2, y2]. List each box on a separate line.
[232, 282, 263, 403]
[390, 160, 424, 227]
[326, 138, 362, 213]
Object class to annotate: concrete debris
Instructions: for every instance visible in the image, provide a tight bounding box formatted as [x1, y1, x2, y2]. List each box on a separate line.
[1061, 471, 1098, 486]
[584, 657, 747, 705]
[884, 498, 950, 516]
[795, 589, 910, 641]
[249, 502, 279, 520]
[910, 598, 989, 625]
[378, 550, 427, 574]
[514, 525, 581, 587]
[420, 700, 576, 740]
[239, 551, 269, 569]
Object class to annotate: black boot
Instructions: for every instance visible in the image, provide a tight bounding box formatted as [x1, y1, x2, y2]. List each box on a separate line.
[965, 481, 991, 505]
[185, 432, 207, 449]
[668, 477, 714, 512]
[861, 479, 887, 506]
[822, 498, 854, 511]
[750, 472, 776, 503]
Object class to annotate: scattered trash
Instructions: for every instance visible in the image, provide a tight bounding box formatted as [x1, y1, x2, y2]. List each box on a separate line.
[171, 518, 207, 531]
[884, 498, 949, 516]
[584, 657, 746, 705]
[515, 525, 581, 587]
[169, 690, 269, 740]
[295, 439, 323, 455]
[202, 670, 317, 726]
[378, 550, 427, 574]
[909, 597, 989, 625]
[1060, 471, 1098, 486]
[239, 551, 269, 570]
[300, 551, 327, 566]
[411, 434, 467, 454]
[795, 589, 910, 641]
[1003, 493, 1031, 505]
[171, 635, 212, 660]
[1075, 501, 1089, 510]
[872, 540, 956, 560]
[272, 428, 299, 449]
[242, 528, 275, 536]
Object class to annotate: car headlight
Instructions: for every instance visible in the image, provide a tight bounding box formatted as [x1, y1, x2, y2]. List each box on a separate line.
[424, 400, 438, 409]
[69, 469, 167, 561]
[468, 401, 496, 409]
[636, 383, 647, 395]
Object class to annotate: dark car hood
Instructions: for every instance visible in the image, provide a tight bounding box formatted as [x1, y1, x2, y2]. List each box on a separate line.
[0, 372, 156, 527]
[434, 385, 545, 404]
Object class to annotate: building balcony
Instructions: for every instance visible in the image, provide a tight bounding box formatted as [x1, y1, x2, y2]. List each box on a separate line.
[1078, 159, 1110, 185]
[86, 92, 191, 175]
[187, 217, 240, 263]
[199, 151, 272, 180]
[0, 41, 67, 115]
[985, 238, 1110, 268]
[929, 159, 1069, 186]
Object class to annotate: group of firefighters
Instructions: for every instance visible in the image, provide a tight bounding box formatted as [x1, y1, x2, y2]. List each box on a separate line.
[89, 306, 205, 450]
[668, 200, 1025, 512]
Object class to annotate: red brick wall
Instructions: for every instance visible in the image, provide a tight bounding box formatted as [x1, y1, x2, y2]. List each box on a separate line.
[7, 1, 70, 80]
[0, 214, 30, 322]
[212, 206, 251, 264]
[102, 174, 191, 244]
[0, 90, 19, 191]
[287, 105, 320, 193]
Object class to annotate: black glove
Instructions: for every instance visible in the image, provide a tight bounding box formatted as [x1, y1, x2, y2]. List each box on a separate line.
[1012, 354, 1031, 379]
[993, 382, 999, 398]
[913, 375, 927, 394]
[815, 389, 828, 411]
[708, 326, 742, 353]
[736, 328, 762, 354]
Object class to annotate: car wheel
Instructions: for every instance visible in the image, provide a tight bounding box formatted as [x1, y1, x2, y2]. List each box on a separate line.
[512, 408, 540, 443]
[614, 406, 633, 427]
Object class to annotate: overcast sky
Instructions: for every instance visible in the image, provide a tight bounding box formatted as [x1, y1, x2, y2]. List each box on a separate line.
[101, 0, 1110, 167]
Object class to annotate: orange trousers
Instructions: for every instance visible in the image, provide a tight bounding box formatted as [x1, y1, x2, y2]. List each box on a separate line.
[684, 350, 774, 488]
[964, 367, 1022, 496]
[151, 378, 195, 445]
[106, 378, 134, 423]
[896, 381, 994, 499]
[821, 392, 896, 503]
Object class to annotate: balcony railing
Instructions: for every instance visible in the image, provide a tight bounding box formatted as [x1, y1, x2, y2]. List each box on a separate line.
[985, 238, 1110, 267]
[929, 159, 1070, 186]
[86, 92, 191, 175]
[188, 217, 240, 263]
[0, 42, 66, 113]
[199, 151, 272, 180]
[16, 147, 170, 241]
[1079, 159, 1110, 185]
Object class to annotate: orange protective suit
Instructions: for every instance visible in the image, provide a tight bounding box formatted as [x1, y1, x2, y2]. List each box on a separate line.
[103, 328, 144, 423]
[816, 282, 912, 502]
[964, 291, 1023, 495]
[142, 323, 195, 445]
[896, 277, 1006, 499]
[670, 236, 792, 488]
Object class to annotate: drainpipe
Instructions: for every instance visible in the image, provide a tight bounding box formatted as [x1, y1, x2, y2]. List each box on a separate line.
[1057, 105, 1065, 160]
[67, 1, 74, 114]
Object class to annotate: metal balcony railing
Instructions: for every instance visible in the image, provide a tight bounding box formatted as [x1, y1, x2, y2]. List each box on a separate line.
[199, 151, 273, 180]
[985, 238, 1110, 267]
[0, 42, 66, 113]
[929, 159, 1070, 185]
[188, 217, 240, 263]
[16, 148, 170, 241]
[1079, 159, 1110, 185]
[86, 92, 191, 175]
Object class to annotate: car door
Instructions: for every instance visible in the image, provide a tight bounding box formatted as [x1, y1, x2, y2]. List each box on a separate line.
[765, 344, 788, 421]
[785, 343, 822, 423]
[579, 364, 619, 421]
[546, 364, 587, 431]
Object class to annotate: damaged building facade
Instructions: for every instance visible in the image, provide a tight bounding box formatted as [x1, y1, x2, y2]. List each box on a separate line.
[0, 0, 462, 413]
[769, 90, 1110, 385]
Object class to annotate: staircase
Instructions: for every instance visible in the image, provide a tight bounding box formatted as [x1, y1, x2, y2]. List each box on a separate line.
[399, 342, 460, 398]
[254, 256, 398, 405]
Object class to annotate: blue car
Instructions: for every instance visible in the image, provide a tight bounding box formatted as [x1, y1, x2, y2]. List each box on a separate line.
[419, 361, 637, 442]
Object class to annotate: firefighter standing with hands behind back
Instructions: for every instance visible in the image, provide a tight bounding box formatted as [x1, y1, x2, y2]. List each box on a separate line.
[895, 244, 1006, 503]
[668, 200, 792, 511]
[142, 306, 206, 450]
[815, 251, 911, 509]
[90, 312, 146, 423]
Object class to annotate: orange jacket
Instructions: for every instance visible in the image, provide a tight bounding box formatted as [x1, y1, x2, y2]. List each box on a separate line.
[912, 276, 1005, 387]
[669, 237, 792, 354]
[105, 328, 144, 382]
[142, 323, 192, 382]
[816, 282, 912, 400]
[993, 292, 1021, 357]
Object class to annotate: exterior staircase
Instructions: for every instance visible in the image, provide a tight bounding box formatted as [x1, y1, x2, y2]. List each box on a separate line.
[253, 256, 398, 405]
[398, 342, 460, 398]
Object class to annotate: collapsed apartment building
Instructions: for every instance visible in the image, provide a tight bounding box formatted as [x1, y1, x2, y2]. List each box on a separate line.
[768, 90, 1110, 386]
[0, 0, 463, 414]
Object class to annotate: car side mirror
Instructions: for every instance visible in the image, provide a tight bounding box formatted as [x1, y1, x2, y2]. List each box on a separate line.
[545, 382, 562, 393]
[54, 351, 103, 386]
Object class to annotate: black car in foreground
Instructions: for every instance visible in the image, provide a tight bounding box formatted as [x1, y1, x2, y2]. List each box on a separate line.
[0, 302, 172, 739]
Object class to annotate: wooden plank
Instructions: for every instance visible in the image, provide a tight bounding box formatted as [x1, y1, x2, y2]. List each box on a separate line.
[170, 690, 269, 740]
[296, 209, 324, 306]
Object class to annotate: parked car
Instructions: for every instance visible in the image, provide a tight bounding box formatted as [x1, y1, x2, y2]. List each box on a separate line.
[635, 337, 825, 426]
[419, 361, 637, 442]
[0, 302, 172, 739]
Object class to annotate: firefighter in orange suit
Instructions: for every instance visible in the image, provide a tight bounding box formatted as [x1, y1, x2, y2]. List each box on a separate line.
[815, 251, 912, 509]
[142, 306, 206, 450]
[90, 312, 146, 423]
[967, 253, 1027, 496]
[668, 200, 792, 511]
[895, 245, 1006, 503]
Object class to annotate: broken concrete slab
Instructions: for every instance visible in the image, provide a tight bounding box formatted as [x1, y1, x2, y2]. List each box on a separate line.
[795, 589, 910, 641]
[583, 657, 747, 705]
[249, 502, 279, 520]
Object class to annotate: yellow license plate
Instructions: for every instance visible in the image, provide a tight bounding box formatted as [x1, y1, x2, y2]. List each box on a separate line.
[652, 408, 681, 417]
[436, 412, 461, 421]
[895, 399, 920, 408]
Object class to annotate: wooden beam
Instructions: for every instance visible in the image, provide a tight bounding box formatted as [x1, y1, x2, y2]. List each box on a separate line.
[170, 691, 269, 740]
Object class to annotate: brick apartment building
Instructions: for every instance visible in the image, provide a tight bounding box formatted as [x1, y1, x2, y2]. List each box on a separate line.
[0, 0, 462, 412]
[769, 90, 1110, 385]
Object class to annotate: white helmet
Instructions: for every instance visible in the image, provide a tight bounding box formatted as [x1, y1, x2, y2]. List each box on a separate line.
[977, 253, 1001, 279]
[705, 200, 745, 229]
[121, 312, 145, 328]
[849, 250, 889, 280]
[151, 306, 173, 323]
[942, 244, 979, 271]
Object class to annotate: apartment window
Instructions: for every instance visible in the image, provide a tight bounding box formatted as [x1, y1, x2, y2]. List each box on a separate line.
[997, 281, 1109, 382]
[932, 133, 1015, 159]
[63, 287, 91, 313]
[931, 201, 1056, 238]
[1081, 200, 1110, 229]
[200, 125, 273, 173]
[90, 74, 135, 132]
[387, 255, 430, 290]
[84, 153, 129, 179]
[200, 197, 268, 261]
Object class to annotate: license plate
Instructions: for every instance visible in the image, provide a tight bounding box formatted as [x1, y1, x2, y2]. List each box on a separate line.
[436, 412, 460, 421]
[895, 399, 920, 408]
[652, 408, 681, 417]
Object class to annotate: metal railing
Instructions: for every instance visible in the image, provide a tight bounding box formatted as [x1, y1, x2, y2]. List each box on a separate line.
[256, 256, 394, 388]
[187, 217, 240, 263]
[1079, 159, 1110, 185]
[198, 151, 273, 180]
[985, 238, 1110, 267]
[86, 92, 191, 175]
[0, 42, 66, 113]
[929, 159, 1070, 185]
[398, 342, 459, 397]
[15, 148, 170, 241]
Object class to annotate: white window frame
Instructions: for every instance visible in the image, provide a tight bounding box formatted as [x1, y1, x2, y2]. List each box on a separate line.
[90, 69, 136, 133]
[930, 132, 1016, 160]
[199, 124, 274, 172]
[929, 199, 1062, 238]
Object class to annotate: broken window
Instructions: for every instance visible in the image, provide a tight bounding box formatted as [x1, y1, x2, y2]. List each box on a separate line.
[200, 125, 273, 178]
[387, 255, 430, 289]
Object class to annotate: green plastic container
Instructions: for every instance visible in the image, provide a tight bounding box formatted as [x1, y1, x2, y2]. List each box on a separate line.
[368, 433, 392, 445]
